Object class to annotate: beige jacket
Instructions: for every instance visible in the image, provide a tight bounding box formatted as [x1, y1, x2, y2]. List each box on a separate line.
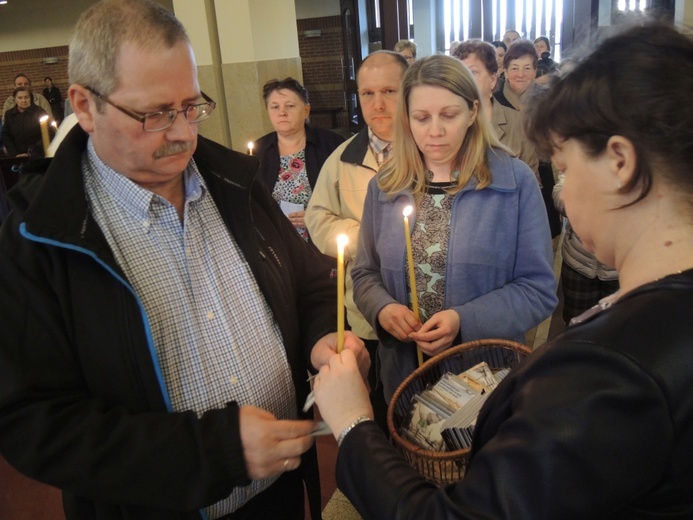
[305, 128, 379, 339]
[491, 101, 539, 183]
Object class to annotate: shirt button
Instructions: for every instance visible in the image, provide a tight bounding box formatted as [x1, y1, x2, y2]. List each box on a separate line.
[230, 376, 239, 384]
[142, 221, 150, 230]
[206, 311, 214, 320]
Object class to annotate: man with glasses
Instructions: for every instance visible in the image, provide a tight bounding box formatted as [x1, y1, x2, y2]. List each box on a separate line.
[0, 1, 367, 519]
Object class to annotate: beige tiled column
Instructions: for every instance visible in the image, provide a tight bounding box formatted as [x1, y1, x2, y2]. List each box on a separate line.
[173, 0, 303, 152]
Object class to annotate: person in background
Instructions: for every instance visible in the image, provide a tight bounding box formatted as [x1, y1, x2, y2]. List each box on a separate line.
[1, 87, 50, 158]
[496, 39, 562, 239]
[491, 40, 507, 92]
[534, 36, 558, 85]
[453, 39, 538, 179]
[306, 50, 408, 431]
[553, 173, 618, 324]
[0, 1, 368, 519]
[253, 77, 344, 247]
[312, 22, 693, 519]
[2, 74, 52, 120]
[351, 54, 556, 402]
[394, 39, 417, 65]
[42, 76, 64, 124]
[502, 29, 521, 48]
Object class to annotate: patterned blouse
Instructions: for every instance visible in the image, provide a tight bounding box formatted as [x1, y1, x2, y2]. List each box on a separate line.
[272, 149, 311, 241]
[408, 182, 455, 322]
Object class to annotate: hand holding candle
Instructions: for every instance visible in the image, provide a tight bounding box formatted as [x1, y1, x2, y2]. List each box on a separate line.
[403, 206, 424, 367]
[39, 115, 50, 157]
[336, 234, 348, 353]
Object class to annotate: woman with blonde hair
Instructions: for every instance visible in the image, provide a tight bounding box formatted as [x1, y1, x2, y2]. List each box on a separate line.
[352, 54, 557, 401]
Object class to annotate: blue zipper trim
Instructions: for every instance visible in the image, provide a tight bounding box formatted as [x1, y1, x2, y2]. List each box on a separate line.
[19, 222, 173, 412]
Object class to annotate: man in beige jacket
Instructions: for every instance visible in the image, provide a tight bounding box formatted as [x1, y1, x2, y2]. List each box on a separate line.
[306, 50, 407, 427]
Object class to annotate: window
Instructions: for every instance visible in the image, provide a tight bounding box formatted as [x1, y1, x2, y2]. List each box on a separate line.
[441, 0, 564, 60]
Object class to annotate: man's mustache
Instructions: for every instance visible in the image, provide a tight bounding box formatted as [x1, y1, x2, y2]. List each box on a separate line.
[153, 141, 194, 159]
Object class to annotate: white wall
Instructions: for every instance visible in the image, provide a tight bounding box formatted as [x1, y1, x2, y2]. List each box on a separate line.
[0, 0, 174, 52]
[294, 0, 340, 20]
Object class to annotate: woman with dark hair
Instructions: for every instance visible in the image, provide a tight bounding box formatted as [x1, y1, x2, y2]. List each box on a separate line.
[534, 36, 558, 84]
[351, 54, 556, 402]
[311, 23, 693, 518]
[491, 40, 507, 91]
[1, 87, 50, 158]
[253, 77, 344, 242]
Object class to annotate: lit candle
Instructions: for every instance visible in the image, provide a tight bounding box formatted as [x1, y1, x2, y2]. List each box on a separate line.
[247, 141, 254, 155]
[336, 234, 348, 353]
[403, 205, 424, 367]
[39, 115, 50, 156]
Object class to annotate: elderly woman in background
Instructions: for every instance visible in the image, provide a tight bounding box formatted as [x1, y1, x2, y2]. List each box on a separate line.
[254, 77, 345, 243]
[495, 39, 562, 238]
[312, 23, 693, 519]
[534, 36, 558, 85]
[351, 54, 557, 402]
[1, 87, 50, 158]
[453, 39, 538, 180]
[394, 39, 417, 65]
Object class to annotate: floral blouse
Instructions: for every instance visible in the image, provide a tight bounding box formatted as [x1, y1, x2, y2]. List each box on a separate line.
[407, 182, 454, 322]
[272, 149, 311, 241]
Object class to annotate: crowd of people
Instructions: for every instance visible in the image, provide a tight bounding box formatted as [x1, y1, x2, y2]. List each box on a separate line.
[1, 1, 692, 519]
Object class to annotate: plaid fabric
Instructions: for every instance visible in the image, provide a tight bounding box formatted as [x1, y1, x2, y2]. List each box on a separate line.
[561, 262, 619, 323]
[368, 127, 392, 166]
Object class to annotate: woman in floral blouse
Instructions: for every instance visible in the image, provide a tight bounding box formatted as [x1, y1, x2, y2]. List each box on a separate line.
[254, 78, 344, 243]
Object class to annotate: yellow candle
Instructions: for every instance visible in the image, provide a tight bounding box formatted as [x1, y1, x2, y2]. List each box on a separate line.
[337, 234, 348, 353]
[247, 142, 254, 155]
[39, 115, 50, 156]
[403, 206, 424, 367]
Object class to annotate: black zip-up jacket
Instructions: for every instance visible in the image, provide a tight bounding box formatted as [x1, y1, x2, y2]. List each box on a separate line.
[0, 126, 337, 518]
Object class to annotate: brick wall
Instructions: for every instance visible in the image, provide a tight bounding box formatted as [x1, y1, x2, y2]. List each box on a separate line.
[297, 15, 348, 132]
[0, 46, 70, 107]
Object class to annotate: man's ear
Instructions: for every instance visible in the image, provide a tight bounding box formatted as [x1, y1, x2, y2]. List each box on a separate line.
[68, 85, 97, 134]
[605, 135, 637, 190]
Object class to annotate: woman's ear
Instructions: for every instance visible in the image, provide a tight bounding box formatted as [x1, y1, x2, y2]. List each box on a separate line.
[605, 135, 637, 190]
[68, 85, 97, 134]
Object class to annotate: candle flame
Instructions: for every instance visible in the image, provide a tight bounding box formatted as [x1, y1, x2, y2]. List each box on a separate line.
[403, 205, 413, 217]
[40, 115, 49, 123]
[247, 142, 254, 150]
[337, 234, 349, 248]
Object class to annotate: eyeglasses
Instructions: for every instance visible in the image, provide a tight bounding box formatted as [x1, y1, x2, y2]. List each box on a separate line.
[84, 86, 216, 132]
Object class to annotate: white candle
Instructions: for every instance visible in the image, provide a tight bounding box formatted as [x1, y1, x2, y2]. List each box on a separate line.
[337, 234, 348, 353]
[403, 206, 423, 366]
[39, 115, 50, 155]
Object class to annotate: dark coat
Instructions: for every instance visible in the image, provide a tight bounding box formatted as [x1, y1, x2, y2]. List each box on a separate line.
[253, 125, 345, 192]
[336, 271, 693, 519]
[0, 126, 338, 519]
[1, 104, 49, 157]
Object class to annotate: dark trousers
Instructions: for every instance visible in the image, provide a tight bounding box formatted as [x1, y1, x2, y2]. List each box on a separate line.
[218, 469, 304, 520]
[561, 263, 619, 323]
[363, 338, 389, 435]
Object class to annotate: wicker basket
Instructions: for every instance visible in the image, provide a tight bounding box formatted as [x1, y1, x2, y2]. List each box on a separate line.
[387, 339, 532, 486]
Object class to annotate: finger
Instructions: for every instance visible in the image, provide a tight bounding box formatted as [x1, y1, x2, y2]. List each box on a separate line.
[273, 419, 317, 440]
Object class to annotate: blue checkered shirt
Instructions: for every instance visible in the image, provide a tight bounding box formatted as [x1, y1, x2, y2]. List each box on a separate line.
[83, 140, 296, 517]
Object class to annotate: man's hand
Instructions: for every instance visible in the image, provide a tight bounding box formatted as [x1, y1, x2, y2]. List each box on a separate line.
[408, 309, 460, 356]
[239, 406, 315, 480]
[377, 303, 421, 341]
[310, 331, 370, 383]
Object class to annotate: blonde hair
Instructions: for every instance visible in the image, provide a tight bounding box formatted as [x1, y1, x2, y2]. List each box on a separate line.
[378, 54, 509, 201]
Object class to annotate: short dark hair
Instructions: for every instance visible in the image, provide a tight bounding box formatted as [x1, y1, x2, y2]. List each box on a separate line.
[13, 74, 30, 85]
[452, 40, 498, 74]
[12, 86, 31, 99]
[528, 22, 693, 208]
[492, 41, 507, 52]
[262, 77, 309, 105]
[503, 40, 538, 70]
[44, 76, 53, 82]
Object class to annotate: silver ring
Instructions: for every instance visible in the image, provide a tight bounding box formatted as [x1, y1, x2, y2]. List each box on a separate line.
[283, 458, 289, 471]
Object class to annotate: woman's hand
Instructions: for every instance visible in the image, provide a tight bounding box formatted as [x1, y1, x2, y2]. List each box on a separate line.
[408, 309, 460, 356]
[313, 349, 374, 443]
[377, 303, 421, 341]
[288, 210, 306, 228]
